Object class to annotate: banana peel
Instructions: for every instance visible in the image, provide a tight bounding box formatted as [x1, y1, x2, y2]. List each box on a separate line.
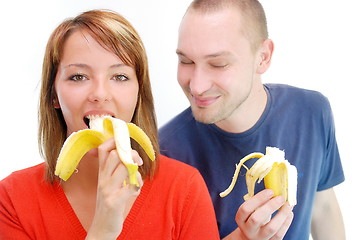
[219, 147, 297, 206]
[55, 116, 155, 187]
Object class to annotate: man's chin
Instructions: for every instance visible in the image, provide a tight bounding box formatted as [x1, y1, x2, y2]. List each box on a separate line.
[191, 107, 218, 124]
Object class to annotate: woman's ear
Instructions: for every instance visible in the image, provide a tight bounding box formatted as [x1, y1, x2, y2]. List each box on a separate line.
[53, 97, 60, 109]
[257, 39, 274, 74]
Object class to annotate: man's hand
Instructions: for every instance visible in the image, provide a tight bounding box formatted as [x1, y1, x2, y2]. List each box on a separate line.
[223, 189, 293, 240]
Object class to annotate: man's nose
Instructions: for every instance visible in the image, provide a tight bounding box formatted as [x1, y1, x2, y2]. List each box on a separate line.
[189, 66, 212, 96]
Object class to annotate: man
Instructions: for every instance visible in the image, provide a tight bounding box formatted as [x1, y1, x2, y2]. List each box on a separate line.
[159, 0, 345, 239]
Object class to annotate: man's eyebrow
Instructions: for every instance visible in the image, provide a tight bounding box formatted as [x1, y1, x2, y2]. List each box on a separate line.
[204, 51, 231, 59]
[175, 50, 232, 59]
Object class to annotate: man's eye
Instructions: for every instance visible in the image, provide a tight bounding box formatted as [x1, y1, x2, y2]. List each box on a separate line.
[211, 63, 228, 68]
[178, 57, 193, 65]
[179, 60, 194, 65]
[69, 74, 87, 81]
[113, 74, 129, 82]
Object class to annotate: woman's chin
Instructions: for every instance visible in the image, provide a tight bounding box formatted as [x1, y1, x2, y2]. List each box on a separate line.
[86, 148, 99, 158]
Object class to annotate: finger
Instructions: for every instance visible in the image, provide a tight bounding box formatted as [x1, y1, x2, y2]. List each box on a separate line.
[127, 171, 144, 196]
[112, 168, 143, 200]
[134, 171, 144, 191]
[247, 196, 286, 239]
[265, 203, 294, 239]
[98, 138, 116, 172]
[236, 189, 274, 224]
[235, 189, 274, 238]
[105, 150, 124, 177]
[111, 162, 128, 187]
[275, 210, 294, 239]
[131, 150, 143, 166]
[249, 195, 286, 227]
[111, 161, 143, 188]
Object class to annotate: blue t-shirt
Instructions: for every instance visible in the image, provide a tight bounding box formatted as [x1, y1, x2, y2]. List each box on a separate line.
[159, 84, 344, 239]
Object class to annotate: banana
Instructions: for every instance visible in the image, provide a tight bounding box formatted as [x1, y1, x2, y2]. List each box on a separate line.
[54, 129, 108, 181]
[55, 116, 155, 187]
[219, 147, 297, 206]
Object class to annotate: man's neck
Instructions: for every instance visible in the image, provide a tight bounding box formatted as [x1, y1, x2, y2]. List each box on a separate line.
[215, 82, 267, 133]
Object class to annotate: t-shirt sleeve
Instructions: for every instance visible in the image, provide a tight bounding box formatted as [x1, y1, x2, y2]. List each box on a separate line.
[177, 170, 220, 240]
[317, 98, 345, 191]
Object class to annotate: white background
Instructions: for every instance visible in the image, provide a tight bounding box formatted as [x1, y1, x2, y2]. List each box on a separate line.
[0, 0, 357, 239]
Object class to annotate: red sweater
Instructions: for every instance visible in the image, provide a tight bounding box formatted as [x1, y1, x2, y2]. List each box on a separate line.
[0, 155, 220, 239]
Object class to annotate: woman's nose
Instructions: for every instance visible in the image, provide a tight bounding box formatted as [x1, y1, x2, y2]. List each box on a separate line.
[88, 78, 112, 103]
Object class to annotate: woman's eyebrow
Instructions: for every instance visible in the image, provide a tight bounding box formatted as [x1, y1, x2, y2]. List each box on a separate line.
[63, 63, 128, 69]
[63, 63, 90, 69]
[109, 63, 127, 69]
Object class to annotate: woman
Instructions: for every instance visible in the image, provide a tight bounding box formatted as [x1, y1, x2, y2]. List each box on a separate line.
[0, 9, 219, 239]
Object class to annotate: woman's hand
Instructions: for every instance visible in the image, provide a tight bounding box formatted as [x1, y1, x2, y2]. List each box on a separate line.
[86, 138, 143, 240]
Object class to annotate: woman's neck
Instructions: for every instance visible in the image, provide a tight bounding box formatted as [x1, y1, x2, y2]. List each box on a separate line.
[61, 149, 99, 192]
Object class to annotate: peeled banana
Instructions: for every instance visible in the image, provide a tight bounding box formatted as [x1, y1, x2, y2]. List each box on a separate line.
[219, 147, 297, 206]
[55, 116, 155, 187]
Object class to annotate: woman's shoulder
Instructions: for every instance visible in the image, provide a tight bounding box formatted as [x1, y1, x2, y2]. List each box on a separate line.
[0, 163, 46, 193]
[152, 155, 205, 191]
[157, 154, 199, 176]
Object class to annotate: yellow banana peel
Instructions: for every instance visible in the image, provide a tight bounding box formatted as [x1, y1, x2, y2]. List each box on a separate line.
[55, 116, 155, 187]
[219, 147, 297, 206]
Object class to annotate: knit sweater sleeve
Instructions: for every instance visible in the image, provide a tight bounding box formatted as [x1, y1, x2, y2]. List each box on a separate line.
[0, 175, 32, 239]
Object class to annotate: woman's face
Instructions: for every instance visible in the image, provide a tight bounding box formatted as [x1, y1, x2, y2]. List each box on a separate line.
[54, 30, 139, 136]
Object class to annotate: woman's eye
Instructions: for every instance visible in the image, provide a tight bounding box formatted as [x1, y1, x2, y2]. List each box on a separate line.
[69, 74, 87, 82]
[113, 74, 129, 82]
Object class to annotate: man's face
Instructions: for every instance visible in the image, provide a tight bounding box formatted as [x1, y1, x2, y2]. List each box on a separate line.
[177, 8, 261, 124]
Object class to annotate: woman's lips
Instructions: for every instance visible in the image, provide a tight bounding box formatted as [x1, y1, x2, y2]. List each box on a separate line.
[83, 110, 115, 128]
[84, 110, 115, 118]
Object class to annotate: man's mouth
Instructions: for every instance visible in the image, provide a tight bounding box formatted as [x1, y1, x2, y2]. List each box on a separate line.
[192, 95, 220, 108]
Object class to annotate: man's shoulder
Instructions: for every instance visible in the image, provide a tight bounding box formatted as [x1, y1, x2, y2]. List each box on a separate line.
[159, 107, 195, 140]
[159, 107, 212, 161]
[266, 83, 326, 98]
[265, 83, 330, 108]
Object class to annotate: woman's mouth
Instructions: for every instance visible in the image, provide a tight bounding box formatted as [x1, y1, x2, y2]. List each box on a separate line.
[83, 113, 115, 128]
[84, 117, 90, 128]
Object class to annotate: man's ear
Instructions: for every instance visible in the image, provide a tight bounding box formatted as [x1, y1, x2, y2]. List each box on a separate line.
[257, 39, 274, 74]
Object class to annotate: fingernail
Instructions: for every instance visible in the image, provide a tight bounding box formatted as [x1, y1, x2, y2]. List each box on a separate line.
[138, 155, 144, 165]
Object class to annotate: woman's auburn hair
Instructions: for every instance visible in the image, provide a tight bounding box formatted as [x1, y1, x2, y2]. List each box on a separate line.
[38, 9, 159, 183]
